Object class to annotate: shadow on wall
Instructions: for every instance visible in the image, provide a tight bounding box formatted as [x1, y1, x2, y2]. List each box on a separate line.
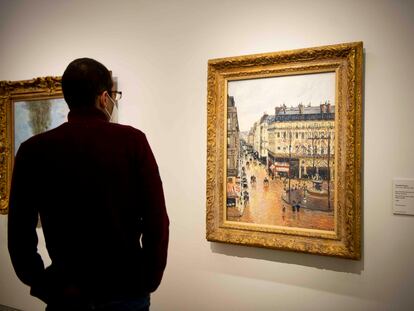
[0, 304, 23, 311]
[211, 242, 364, 274]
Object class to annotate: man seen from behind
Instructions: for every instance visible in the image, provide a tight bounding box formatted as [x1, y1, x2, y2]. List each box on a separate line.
[8, 58, 169, 311]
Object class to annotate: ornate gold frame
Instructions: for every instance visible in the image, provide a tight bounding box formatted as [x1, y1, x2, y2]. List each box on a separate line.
[206, 42, 363, 259]
[0, 76, 62, 214]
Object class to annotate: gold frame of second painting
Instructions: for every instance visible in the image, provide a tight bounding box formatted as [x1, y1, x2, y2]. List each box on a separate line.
[206, 42, 363, 259]
[0, 76, 63, 214]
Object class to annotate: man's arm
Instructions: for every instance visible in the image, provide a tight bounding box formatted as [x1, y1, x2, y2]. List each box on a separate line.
[8, 143, 48, 301]
[139, 135, 169, 293]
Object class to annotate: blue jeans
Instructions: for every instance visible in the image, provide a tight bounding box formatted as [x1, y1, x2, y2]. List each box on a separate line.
[46, 295, 150, 311]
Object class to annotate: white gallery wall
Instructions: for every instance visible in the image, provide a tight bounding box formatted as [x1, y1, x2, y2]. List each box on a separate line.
[1, 0, 413, 310]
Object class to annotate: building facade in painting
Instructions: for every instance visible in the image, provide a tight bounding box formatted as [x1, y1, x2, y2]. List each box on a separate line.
[227, 96, 240, 179]
[247, 122, 256, 148]
[247, 113, 272, 165]
[248, 102, 335, 180]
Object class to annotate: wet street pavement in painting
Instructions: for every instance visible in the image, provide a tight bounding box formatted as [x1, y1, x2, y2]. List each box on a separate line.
[228, 159, 334, 231]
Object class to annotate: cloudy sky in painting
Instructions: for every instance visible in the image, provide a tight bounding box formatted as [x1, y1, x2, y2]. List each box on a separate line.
[228, 72, 335, 132]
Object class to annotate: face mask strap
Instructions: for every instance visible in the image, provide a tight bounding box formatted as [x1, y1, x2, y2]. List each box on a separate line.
[105, 93, 118, 122]
[104, 106, 111, 119]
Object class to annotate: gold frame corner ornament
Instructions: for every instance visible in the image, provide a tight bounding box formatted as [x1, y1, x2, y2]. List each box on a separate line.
[206, 42, 363, 259]
[0, 76, 62, 215]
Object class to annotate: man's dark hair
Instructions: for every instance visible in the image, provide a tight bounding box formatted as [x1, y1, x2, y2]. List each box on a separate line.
[62, 58, 113, 109]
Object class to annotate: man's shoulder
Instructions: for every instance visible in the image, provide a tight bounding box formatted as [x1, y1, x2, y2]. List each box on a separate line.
[20, 123, 67, 149]
[108, 123, 147, 141]
[19, 122, 149, 154]
[110, 123, 144, 134]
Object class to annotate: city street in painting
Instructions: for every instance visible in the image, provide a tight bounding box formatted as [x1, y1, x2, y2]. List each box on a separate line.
[226, 73, 336, 231]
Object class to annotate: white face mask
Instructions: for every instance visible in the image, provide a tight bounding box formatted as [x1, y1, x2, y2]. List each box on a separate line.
[105, 93, 119, 123]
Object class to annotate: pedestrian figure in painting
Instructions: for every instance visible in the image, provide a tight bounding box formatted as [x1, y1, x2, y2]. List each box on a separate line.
[242, 176, 248, 190]
[243, 190, 249, 207]
[263, 176, 269, 187]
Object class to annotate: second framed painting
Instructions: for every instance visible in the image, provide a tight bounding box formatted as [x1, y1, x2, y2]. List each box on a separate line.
[206, 42, 363, 259]
[0, 77, 68, 214]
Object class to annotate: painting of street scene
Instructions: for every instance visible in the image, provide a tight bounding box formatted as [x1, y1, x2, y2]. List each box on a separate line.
[226, 72, 335, 231]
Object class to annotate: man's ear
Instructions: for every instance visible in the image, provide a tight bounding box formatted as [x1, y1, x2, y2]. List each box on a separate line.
[97, 91, 108, 109]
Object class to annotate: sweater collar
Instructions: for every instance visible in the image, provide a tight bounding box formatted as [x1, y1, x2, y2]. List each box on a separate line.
[68, 106, 108, 123]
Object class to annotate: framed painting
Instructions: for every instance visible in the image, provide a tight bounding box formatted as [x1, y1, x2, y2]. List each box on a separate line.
[0, 77, 68, 214]
[206, 42, 363, 259]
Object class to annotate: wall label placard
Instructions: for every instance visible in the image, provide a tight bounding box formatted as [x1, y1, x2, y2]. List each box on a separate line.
[393, 179, 414, 216]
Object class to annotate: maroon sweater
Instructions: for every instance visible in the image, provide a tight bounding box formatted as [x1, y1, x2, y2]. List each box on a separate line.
[8, 107, 169, 304]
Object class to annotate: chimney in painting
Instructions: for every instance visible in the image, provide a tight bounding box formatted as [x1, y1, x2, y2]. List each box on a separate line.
[320, 102, 327, 113]
[275, 106, 282, 115]
[326, 100, 332, 113]
[298, 103, 304, 114]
